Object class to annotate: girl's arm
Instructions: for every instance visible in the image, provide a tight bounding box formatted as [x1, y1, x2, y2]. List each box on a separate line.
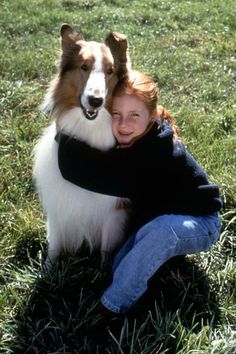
[55, 132, 130, 197]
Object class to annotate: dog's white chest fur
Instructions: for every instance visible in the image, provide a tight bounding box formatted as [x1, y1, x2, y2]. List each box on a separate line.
[33, 108, 128, 265]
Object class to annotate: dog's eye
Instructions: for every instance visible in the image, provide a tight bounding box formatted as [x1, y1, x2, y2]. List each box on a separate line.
[81, 63, 89, 71]
[107, 68, 113, 75]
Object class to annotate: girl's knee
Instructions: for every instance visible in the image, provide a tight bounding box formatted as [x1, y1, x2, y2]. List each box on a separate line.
[134, 215, 180, 249]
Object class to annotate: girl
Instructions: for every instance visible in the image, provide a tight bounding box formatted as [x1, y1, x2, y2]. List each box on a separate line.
[55, 70, 222, 315]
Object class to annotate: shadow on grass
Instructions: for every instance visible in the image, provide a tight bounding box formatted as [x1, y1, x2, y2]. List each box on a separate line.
[10, 250, 221, 354]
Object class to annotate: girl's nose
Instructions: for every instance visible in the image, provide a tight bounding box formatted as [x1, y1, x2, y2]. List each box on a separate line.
[118, 115, 128, 127]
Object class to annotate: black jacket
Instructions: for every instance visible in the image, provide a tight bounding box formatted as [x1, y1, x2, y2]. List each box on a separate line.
[56, 121, 222, 228]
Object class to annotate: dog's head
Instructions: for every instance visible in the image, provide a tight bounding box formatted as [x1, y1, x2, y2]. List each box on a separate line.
[50, 24, 130, 120]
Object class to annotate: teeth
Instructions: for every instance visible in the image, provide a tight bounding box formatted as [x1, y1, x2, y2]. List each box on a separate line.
[81, 103, 98, 120]
[86, 109, 97, 119]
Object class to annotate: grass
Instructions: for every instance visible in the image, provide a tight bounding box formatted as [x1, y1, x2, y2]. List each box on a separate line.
[0, 0, 235, 352]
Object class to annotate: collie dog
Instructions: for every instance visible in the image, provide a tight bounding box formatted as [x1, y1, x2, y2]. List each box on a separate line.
[33, 24, 130, 268]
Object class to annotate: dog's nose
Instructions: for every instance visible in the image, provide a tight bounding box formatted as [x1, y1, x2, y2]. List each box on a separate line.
[88, 96, 103, 108]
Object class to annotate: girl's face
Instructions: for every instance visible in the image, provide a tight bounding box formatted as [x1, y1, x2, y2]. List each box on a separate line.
[111, 94, 155, 145]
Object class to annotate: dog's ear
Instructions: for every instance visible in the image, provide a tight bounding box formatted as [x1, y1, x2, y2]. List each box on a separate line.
[60, 24, 84, 50]
[59, 24, 84, 75]
[105, 32, 131, 77]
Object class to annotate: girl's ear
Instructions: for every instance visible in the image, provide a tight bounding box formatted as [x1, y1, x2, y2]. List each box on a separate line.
[150, 108, 159, 121]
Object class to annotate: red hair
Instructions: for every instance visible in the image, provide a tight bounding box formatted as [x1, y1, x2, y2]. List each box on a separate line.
[109, 70, 179, 138]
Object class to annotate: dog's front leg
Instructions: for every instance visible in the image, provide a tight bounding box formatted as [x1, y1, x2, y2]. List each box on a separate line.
[101, 251, 113, 283]
[43, 219, 62, 272]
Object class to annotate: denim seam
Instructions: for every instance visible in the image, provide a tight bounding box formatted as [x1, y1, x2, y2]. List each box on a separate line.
[132, 229, 180, 302]
[170, 226, 181, 253]
[131, 257, 162, 302]
[179, 234, 212, 242]
[101, 295, 126, 314]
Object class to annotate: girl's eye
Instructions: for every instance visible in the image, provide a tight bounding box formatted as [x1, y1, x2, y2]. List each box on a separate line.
[112, 112, 120, 119]
[107, 67, 113, 75]
[81, 63, 89, 71]
[131, 113, 139, 118]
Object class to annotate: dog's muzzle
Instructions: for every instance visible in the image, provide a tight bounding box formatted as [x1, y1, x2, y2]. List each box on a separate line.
[81, 95, 104, 120]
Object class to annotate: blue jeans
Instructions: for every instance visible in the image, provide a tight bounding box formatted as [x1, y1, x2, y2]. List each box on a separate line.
[101, 213, 221, 314]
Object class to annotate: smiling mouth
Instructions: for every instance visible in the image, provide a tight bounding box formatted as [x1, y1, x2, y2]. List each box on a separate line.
[119, 132, 133, 136]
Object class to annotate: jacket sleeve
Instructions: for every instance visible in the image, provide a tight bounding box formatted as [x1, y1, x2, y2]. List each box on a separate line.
[172, 142, 222, 213]
[55, 132, 130, 198]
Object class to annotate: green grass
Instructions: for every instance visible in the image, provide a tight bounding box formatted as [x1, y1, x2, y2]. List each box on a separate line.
[0, 0, 235, 352]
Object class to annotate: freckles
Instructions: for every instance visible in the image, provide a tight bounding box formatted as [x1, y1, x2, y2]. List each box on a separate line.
[111, 120, 116, 131]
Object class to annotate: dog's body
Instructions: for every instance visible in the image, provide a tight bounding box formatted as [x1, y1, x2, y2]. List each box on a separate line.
[33, 25, 130, 266]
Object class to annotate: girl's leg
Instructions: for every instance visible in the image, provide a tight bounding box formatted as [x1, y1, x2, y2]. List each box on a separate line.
[112, 232, 136, 273]
[101, 213, 221, 314]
